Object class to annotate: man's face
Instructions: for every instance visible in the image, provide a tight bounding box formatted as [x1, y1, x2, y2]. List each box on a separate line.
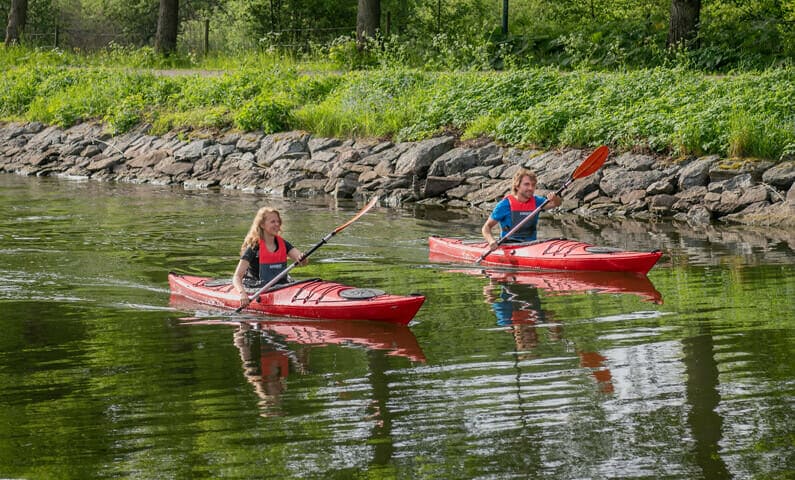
[517, 176, 536, 201]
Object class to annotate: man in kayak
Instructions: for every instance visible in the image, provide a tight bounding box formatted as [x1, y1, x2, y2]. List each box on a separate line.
[233, 207, 307, 308]
[481, 168, 562, 249]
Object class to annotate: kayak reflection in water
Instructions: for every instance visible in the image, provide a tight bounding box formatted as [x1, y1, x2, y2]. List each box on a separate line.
[233, 322, 308, 417]
[233, 207, 308, 309]
[224, 318, 426, 417]
[481, 168, 562, 249]
[483, 277, 614, 393]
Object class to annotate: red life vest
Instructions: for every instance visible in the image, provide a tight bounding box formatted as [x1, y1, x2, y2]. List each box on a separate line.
[505, 194, 539, 241]
[258, 236, 288, 284]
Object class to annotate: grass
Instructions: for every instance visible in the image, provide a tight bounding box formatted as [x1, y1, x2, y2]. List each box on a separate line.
[1, 47, 794, 162]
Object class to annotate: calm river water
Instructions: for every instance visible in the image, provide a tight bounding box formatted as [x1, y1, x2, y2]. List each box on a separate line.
[1, 174, 793, 479]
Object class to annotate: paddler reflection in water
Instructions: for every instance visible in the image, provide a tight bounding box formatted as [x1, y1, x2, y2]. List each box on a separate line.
[483, 279, 556, 355]
[481, 168, 562, 249]
[234, 322, 308, 417]
[483, 275, 614, 393]
[233, 207, 307, 308]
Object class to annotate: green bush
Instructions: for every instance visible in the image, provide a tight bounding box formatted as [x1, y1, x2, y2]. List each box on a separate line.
[234, 94, 292, 133]
[104, 94, 147, 134]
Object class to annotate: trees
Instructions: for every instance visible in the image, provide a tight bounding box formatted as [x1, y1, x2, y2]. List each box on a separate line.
[154, 0, 179, 55]
[356, 0, 379, 50]
[4, 0, 27, 45]
[667, 0, 701, 48]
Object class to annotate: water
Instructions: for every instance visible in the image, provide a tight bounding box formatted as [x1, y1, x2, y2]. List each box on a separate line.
[1, 174, 793, 479]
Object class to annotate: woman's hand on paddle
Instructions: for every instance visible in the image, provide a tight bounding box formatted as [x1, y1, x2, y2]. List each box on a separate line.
[289, 248, 308, 266]
[238, 291, 251, 308]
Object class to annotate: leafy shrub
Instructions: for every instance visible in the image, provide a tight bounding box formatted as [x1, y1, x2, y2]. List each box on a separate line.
[104, 94, 146, 134]
[234, 94, 292, 133]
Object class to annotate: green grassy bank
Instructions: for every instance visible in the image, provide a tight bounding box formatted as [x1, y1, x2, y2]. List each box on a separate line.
[1, 48, 793, 161]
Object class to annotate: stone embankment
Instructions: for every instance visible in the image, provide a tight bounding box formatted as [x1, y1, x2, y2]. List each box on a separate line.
[1, 121, 794, 227]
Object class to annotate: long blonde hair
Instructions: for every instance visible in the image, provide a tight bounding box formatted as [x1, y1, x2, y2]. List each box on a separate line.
[241, 207, 282, 254]
[511, 168, 538, 196]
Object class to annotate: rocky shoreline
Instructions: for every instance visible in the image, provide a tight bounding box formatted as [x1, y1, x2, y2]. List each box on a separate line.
[1, 121, 794, 227]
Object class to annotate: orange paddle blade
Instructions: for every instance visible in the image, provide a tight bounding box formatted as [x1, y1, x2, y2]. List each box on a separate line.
[334, 196, 379, 233]
[572, 145, 609, 179]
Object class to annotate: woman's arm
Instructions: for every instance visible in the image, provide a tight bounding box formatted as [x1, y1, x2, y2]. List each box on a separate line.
[287, 247, 308, 266]
[232, 259, 251, 307]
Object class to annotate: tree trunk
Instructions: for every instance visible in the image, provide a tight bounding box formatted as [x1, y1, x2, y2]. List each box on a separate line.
[667, 0, 701, 49]
[356, 0, 380, 50]
[4, 0, 28, 45]
[154, 0, 179, 55]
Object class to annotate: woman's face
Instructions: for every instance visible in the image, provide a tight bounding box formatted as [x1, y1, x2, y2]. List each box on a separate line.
[260, 212, 282, 236]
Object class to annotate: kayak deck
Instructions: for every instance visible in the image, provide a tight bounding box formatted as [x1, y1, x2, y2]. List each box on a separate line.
[168, 273, 425, 325]
[428, 236, 662, 274]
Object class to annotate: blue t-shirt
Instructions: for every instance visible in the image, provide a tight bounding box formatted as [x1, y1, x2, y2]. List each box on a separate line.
[490, 195, 547, 242]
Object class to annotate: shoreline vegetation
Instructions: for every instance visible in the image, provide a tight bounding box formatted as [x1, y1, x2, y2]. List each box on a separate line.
[1, 47, 794, 163]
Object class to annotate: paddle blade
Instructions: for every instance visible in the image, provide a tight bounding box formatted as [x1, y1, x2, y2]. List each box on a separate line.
[572, 145, 609, 180]
[333, 196, 379, 234]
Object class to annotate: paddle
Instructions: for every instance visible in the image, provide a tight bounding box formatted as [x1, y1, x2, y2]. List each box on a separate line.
[476, 145, 609, 264]
[235, 196, 380, 313]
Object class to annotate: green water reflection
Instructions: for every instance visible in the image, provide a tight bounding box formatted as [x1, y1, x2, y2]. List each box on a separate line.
[0, 174, 793, 479]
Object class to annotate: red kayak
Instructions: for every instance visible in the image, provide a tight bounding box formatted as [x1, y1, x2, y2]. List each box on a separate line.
[429, 236, 662, 274]
[168, 273, 425, 325]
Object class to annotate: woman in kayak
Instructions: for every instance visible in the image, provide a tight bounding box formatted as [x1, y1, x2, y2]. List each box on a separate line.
[481, 168, 561, 249]
[233, 207, 307, 308]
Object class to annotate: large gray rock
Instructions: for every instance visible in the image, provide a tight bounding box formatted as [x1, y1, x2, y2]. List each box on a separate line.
[533, 150, 586, 187]
[25, 125, 63, 151]
[709, 159, 774, 182]
[566, 176, 601, 200]
[308, 137, 343, 154]
[155, 156, 194, 176]
[128, 150, 170, 169]
[422, 176, 464, 198]
[678, 155, 720, 189]
[393, 136, 455, 177]
[646, 177, 676, 195]
[761, 161, 795, 190]
[173, 140, 207, 161]
[256, 131, 310, 167]
[600, 169, 664, 197]
[724, 173, 754, 191]
[615, 152, 657, 171]
[427, 147, 480, 177]
[86, 154, 124, 173]
[235, 133, 261, 152]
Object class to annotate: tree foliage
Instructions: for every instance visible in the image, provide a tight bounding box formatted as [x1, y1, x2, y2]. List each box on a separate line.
[1, 0, 793, 71]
